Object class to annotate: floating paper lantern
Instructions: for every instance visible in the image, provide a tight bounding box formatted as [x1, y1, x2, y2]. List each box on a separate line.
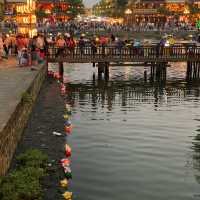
[60, 158, 71, 167]
[62, 191, 72, 200]
[65, 125, 72, 134]
[60, 178, 68, 188]
[63, 114, 69, 120]
[65, 144, 72, 157]
[65, 104, 72, 115]
[64, 166, 72, 179]
[64, 120, 72, 127]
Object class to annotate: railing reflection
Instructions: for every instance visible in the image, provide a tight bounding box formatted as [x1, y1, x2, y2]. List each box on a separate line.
[63, 80, 200, 111]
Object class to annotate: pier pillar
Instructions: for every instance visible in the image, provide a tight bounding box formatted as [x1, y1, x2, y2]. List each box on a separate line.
[150, 63, 155, 82]
[150, 62, 167, 83]
[186, 61, 200, 81]
[144, 70, 147, 82]
[59, 62, 64, 80]
[98, 62, 104, 80]
[105, 62, 110, 81]
[98, 62, 109, 80]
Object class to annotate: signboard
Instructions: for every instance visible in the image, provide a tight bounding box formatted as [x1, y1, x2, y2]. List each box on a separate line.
[133, 9, 157, 14]
[6, 0, 26, 2]
[165, 0, 185, 2]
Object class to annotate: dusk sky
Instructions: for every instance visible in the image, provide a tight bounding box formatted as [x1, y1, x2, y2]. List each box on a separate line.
[83, 0, 99, 8]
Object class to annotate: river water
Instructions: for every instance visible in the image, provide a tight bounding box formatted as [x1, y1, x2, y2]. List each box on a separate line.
[17, 62, 200, 200]
[61, 63, 200, 200]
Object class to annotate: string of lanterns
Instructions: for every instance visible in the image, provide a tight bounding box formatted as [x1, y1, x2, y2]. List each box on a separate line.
[48, 67, 73, 200]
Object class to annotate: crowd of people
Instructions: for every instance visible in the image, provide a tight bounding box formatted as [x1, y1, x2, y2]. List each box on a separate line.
[36, 20, 199, 35]
[0, 27, 199, 68]
[0, 33, 47, 67]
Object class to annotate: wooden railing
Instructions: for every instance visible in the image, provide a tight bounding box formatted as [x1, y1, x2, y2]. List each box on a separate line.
[46, 45, 200, 63]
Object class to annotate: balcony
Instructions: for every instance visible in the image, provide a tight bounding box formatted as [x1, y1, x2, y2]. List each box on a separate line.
[132, 8, 158, 14]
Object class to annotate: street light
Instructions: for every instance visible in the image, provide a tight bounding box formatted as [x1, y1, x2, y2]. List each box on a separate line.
[125, 9, 132, 25]
[125, 8, 132, 15]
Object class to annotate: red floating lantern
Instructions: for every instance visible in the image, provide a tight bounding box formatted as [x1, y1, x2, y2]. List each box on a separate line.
[64, 125, 72, 134]
[60, 158, 71, 167]
[65, 144, 72, 157]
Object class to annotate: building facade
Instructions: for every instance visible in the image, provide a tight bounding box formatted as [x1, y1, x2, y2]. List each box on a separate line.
[5, 0, 37, 36]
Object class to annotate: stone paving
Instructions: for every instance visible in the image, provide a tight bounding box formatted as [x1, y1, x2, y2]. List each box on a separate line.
[0, 57, 42, 131]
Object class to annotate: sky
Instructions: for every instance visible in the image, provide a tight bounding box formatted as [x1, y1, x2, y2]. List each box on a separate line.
[83, 0, 99, 8]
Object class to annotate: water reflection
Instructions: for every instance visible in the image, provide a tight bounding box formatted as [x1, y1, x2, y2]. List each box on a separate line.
[62, 63, 200, 200]
[65, 80, 200, 112]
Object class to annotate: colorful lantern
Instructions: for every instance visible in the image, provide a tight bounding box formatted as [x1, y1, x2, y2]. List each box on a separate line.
[63, 114, 69, 120]
[65, 125, 72, 134]
[62, 191, 72, 200]
[60, 158, 71, 167]
[64, 166, 72, 179]
[65, 144, 72, 157]
[64, 120, 72, 127]
[60, 178, 68, 188]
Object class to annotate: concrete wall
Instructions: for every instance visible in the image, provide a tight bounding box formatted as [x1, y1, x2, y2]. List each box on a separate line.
[0, 65, 47, 176]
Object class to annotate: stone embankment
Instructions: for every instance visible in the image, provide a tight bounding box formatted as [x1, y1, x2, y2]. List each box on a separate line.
[0, 58, 46, 175]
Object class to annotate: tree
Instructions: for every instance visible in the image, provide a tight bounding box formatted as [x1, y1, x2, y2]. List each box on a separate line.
[157, 6, 172, 16]
[66, 0, 85, 18]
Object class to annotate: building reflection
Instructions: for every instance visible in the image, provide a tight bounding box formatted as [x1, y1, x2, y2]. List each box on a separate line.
[64, 79, 200, 112]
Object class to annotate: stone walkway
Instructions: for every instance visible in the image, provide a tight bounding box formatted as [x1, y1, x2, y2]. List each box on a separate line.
[0, 57, 42, 131]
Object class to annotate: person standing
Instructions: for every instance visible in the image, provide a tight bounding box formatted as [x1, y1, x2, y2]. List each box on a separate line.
[28, 36, 37, 67]
[16, 34, 26, 66]
[0, 34, 3, 60]
[56, 35, 66, 56]
[78, 36, 85, 55]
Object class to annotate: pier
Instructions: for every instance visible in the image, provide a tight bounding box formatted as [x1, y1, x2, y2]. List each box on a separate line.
[47, 45, 200, 81]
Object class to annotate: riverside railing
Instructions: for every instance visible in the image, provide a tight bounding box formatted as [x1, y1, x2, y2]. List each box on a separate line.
[46, 45, 200, 63]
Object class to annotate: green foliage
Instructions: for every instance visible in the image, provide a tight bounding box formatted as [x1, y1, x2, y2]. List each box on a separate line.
[157, 6, 172, 16]
[35, 10, 48, 18]
[67, 0, 84, 18]
[93, 0, 128, 17]
[21, 92, 33, 104]
[0, 168, 43, 200]
[0, 149, 48, 200]
[187, 3, 200, 14]
[16, 149, 48, 168]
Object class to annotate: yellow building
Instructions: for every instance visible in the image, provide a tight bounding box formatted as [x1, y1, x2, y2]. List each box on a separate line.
[5, 0, 37, 36]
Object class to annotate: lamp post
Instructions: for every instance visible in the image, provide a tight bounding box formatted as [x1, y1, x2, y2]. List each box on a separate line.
[125, 8, 132, 25]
